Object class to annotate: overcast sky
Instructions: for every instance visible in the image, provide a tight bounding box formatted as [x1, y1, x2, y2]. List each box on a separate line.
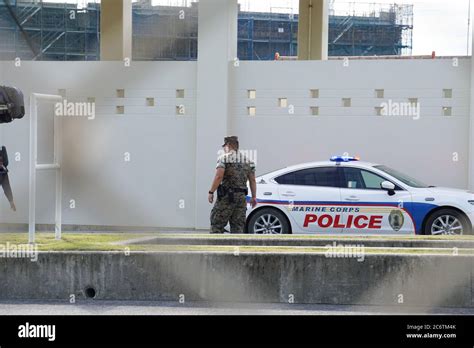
[345, 0, 473, 56]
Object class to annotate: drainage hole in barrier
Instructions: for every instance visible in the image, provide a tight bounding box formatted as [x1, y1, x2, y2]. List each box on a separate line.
[85, 287, 96, 299]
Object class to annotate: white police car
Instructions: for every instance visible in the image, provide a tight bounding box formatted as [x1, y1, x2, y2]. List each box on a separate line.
[246, 156, 474, 235]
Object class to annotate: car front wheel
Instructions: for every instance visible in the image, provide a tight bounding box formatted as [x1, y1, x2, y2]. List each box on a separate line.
[424, 208, 471, 235]
[247, 208, 290, 234]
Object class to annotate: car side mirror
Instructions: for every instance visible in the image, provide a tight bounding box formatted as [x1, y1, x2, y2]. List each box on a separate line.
[381, 181, 396, 196]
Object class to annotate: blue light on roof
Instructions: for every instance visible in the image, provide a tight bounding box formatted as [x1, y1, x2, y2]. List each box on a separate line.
[330, 156, 360, 163]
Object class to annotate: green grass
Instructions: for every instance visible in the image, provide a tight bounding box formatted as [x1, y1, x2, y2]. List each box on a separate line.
[0, 233, 146, 251]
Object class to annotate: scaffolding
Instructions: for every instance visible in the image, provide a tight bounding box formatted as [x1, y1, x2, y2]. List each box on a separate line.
[238, 9, 298, 61]
[132, 0, 198, 61]
[0, 0, 413, 61]
[328, 2, 414, 56]
[0, 0, 100, 61]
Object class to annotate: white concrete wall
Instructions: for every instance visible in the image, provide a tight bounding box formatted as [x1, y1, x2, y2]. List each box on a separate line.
[195, 0, 238, 229]
[231, 59, 471, 190]
[0, 62, 197, 227]
[0, 58, 471, 228]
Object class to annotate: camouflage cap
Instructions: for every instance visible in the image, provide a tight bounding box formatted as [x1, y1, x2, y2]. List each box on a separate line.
[222, 136, 239, 147]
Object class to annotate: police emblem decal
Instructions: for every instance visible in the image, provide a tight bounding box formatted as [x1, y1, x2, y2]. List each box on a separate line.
[388, 210, 404, 232]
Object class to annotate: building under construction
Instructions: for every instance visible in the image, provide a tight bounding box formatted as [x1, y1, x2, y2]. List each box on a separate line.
[0, 0, 413, 61]
[0, 0, 100, 61]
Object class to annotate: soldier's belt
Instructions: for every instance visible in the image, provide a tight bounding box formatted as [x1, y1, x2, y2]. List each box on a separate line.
[217, 186, 248, 202]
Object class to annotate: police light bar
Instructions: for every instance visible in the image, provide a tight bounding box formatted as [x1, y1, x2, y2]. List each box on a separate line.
[330, 155, 360, 163]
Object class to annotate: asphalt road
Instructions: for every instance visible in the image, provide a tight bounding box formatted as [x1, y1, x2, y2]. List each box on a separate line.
[1, 300, 473, 315]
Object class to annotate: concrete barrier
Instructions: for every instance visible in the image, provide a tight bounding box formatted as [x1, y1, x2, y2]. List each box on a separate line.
[0, 251, 473, 307]
[123, 235, 474, 249]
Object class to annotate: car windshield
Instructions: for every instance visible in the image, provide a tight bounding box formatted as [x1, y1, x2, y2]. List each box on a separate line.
[374, 165, 429, 188]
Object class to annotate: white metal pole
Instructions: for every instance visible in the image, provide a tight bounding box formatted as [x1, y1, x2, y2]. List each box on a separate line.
[470, 7, 474, 191]
[54, 101, 62, 240]
[28, 94, 37, 244]
[28, 93, 63, 244]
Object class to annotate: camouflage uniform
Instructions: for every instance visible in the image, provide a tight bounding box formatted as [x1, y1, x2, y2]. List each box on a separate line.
[0, 147, 13, 205]
[210, 150, 256, 233]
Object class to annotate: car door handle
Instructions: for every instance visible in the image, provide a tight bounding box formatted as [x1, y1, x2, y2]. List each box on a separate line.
[282, 191, 296, 197]
[345, 196, 360, 201]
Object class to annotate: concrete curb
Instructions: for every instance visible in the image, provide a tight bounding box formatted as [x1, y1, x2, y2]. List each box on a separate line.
[121, 235, 474, 249]
[0, 251, 472, 307]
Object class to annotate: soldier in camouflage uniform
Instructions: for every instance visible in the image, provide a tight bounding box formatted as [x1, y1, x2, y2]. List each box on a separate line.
[208, 136, 257, 233]
[0, 147, 16, 212]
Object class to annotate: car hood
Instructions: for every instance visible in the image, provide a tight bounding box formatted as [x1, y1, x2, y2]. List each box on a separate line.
[427, 186, 470, 194]
[425, 186, 473, 198]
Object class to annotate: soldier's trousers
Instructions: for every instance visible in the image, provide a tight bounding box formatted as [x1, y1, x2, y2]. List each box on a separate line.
[210, 193, 247, 233]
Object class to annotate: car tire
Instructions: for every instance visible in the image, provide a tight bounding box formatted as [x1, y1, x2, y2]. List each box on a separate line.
[423, 208, 471, 235]
[247, 208, 291, 234]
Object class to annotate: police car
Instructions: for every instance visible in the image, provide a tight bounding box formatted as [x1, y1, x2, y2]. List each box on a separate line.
[246, 156, 474, 235]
